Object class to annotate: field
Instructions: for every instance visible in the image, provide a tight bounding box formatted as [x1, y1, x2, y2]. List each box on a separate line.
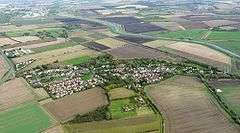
[151, 22, 185, 31]
[63, 56, 94, 65]
[143, 40, 176, 48]
[108, 87, 135, 100]
[95, 38, 127, 49]
[11, 36, 40, 43]
[117, 35, 154, 44]
[145, 76, 240, 133]
[209, 79, 240, 116]
[33, 88, 50, 101]
[166, 42, 231, 65]
[42, 125, 64, 133]
[43, 88, 109, 122]
[64, 114, 162, 133]
[204, 20, 239, 28]
[0, 37, 18, 46]
[0, 78, 35, 111]
[82, 42, 111, 51]
[178, 21, 209, 29]
[13, 45, 99, 68]
[0, 102, 55, 133]
[32, 41, 77, 53]
[0, 55, 6, 78]
[107, 44, 182, 62]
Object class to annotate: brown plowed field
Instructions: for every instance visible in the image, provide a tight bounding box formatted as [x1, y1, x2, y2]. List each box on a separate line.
[0, 38, 18, 46]
[0, 78, 35, 111]
[146, 76, 240, 133]
[43, 88, 109, 122]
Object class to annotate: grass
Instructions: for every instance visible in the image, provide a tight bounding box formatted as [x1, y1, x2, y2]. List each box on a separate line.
[81, 72, 93, 80]
[70, 37, 88, 43]
[108, 87, 135, 100]
[0, 102, 54, 133]
[11, 18, 54, 25]
[63, 56, 94, 65]
[218, 84, 240, 116]
[209, 40, 240, 55]
[109, 98, 137, 119]
[143, 29, 208, 40]
[32, 41, 78, 53]
[206, 31, 240, 41]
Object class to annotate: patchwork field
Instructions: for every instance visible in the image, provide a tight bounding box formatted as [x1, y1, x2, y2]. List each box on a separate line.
[108, 87, 135, 100]
[146, 76, 240, 133]
[204, 20, 239, 28]
[116, 35, 155, 44]
[0, 37, 18, 46]
[0, 102, 55, 133]
[0, 78, 35, 111]
[95, 37, 127, 49]
[13, 45, 99, 68]
[64, 114, 162, 133]
[11, 36, 40, 43]
[151, 22, 185, 31]
[210, 79, 240, 116]
[165, 42, 231, 65]
[143, 40, 176, 48]
[43, 88, 109, 122]
[63, 55, 94, 65]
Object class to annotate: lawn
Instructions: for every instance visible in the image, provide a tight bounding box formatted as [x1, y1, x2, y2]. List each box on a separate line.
[143, 29, 208, 40]
[218, 84, 240, 116]
[63, 55, 94, 65]
[109, 98, 137, 119]
[0, 102, 55, 133]
[32, 41, 78, 53]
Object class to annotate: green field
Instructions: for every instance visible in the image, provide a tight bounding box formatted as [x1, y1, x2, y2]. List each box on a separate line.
[32, 41, 78, 53]
[70, 37, 88, 43]
[0, 102, 54, 133]
[143, 29, 208, 40]
[6, 27, 65, 37]
[109, 98, 137, 119]
[63, 56, 94, 65]
[64, 114, 162, 133]
[218, 84, 240, 116]
[11, 18, 55, 25]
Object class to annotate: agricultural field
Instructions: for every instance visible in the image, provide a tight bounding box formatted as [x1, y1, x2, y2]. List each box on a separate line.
[0, 102, 55, 133]
[116, 35, 155, 44]
[165, 42, 231, 66]
[143, 40, 176, 48]
[33, 88, 50, 101]
[13, 45, 99, 68]
[42, 125, 64, 133]
[146, 76, 240, 133]
[0, 37, 18, 46]
[64, 114, 162, 133]
[11, 36, 40, 43]
[43, 88, 109, 122]
[0, 55, 6, 78]
[209, 79, 240, 116]
[151, 22, 185, 31]
[0, 78, 35, 111]
[95, 37, 127, 49]
[204, 20, 240, 28]
[63, 55, 95, 65]
[108, 87, 135, 100]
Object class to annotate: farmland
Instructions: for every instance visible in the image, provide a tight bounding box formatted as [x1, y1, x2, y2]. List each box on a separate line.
[0, 55, 6, 78]
[0, 102, 55, 133]
[143, 40, 176, 48]
[95, 37, 127, 49]
[146, 76, 240, 133]
[0, 78, 35, 111]
[11, 36, 40, 43]
[63, 56, 94, 65]
[108, 87, 135, 100]
[43, 88, 109, 122]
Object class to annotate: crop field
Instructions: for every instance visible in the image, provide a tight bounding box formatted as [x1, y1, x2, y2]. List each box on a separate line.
[33, 88, 50, 101]
[11, 36, 40, 43]
[64, 114, 162, 133]
[146, 76, 240, 133]
[63, 55, 94, 65]
[151, 22, 185, 31]
[32, 41, 77, 53]
[204, 20, 239, 28]
[55, 18, 104, 28]
[209, 79, 240, 116]
[143, 40, 176, 48]
[0, 37, 18, 46]
[84, 42, 111, 51]
[181, 15, 218, 21]
[116, 35, 154, 44]
[0, 78, 35, 111]
[70, 37, 88, 44]
[108, 44, 182, 62]
[95, 37, 127, 49]
[166, 42, 231, 65]
[108, 87, 135, 100]
[0, 55, 6, 78]
[0, 102, 55, 133]
[13, 45, 99, 68]
[144, 29, 208, 40]
[42, 125, 64, 133]
[178, 21, 209, 29]
[43, 88, 109, 122]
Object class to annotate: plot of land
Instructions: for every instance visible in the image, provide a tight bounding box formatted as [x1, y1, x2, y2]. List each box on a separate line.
[11, 36, 40, 43]
[64, 114, 162, 133]
[0, 102, 55, 133]
[13, 45, 99, 68]
[143, 40, 176, 48]
[42, 125, 64, 133]
[116, 35, 154, 44]
[33, 88, 50, 101]
[178, 21, 209, 29]
[0, 37, 18, 46]
[95, 38, 127, 49]
[0, 78, 35, 111]
[146, 76, 240, 133]
[204, 20, 239, 28]
[0, 55, 6, 78]
[108, 87, 135, 100]
[43, 88, 109, 122]
[151, 22, 185, 31]
[166, 42, 231, 65]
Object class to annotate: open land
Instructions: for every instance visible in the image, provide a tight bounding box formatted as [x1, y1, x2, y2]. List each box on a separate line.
[108, 87, 135, 100]
[0, 102, 55, 133]
[146, 76, 240, 133]
[43, 88, 109, 122]
[0, 55, 6, 78]
[95, 37, 128, 49]
[143, 40, 176, 48]
[0, 78, 35, 111]
[0, 37, 18, 46]
[11, 36, 40, 43]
